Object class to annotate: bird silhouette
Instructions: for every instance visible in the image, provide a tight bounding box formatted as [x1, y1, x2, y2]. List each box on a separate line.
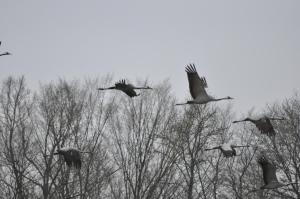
[176, 64, 233, 105]
[205, 143, 249, 158]
[97, 79, 152, 97]
[54, 147, 89, 169]
[233, 116, 285, 136]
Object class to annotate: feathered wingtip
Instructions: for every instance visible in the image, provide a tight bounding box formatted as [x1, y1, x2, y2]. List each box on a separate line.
[257, 154, 272, 167]
[73, 161, 82, 169]
[116, 79, 126, 85]
[185, 63, 208, 88]
[185, 63, 197, 73]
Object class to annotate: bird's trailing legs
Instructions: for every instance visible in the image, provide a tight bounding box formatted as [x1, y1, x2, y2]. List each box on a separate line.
[0, 52, 11, 56]
[268, 117, 285, 121]
[231, 145, 250, 148]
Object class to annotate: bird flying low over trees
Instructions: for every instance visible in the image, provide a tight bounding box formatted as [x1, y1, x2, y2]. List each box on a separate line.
[232, 116, 285, 136]
[176, 64, 233, 105]
[54, 148, 90, 169]
[0, 41, 11, 57]
[205, 143, 250, 158]
[248, 155, 297, 194]
[97, 79, 152, 97]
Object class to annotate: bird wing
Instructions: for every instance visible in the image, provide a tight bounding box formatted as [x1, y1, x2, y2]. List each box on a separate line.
[63, 151, 73, 167]
[258, 156, 279, 185]
[115, 79, 127, 86]
[70, 149, 82, 169]
[256, 118, 275, 135]
[185, 64, 208, 100]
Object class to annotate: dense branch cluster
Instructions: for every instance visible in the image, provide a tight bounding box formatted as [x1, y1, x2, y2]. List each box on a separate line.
[0, 76, 299, 199]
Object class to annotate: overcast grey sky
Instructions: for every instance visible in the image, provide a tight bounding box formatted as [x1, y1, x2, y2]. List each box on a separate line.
[1, 0, 299, 114]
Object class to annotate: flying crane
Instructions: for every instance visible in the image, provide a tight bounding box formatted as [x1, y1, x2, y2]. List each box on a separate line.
[176, 64, 233, 105]
[54, 147, 91, 169]
[205, 143, 249, 158]
[233, 116, 285, 136]
[98, 79, 152, 97]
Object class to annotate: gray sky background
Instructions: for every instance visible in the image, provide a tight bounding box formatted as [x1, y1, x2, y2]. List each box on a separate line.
[1, 0, 299, 115]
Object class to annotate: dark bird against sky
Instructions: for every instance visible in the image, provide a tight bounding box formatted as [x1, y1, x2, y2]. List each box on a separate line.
[97, 79, 152, 97]
[176, 64, 233, 105]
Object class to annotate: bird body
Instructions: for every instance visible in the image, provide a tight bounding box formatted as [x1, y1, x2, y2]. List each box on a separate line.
[257, 156, 295, 190]
[54, 147, 82, 169]
[233, 116, 285, 136]
[176, 64, 233, 105]
[247, 156, 297, 196]
[98, 79, 152, 97]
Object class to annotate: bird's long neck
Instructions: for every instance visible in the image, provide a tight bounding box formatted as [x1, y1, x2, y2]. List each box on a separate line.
[233, 118, 255, 123]
[133, 86, 151, 90]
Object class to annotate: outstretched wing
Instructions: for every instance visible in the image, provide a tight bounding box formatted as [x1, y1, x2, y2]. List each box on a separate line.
[258, 156, 279, 185]
[185, 64, 208, 99]
[115, 79, 126, 86]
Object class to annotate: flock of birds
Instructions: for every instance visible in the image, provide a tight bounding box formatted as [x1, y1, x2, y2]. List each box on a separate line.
[1, 41, 296, 195]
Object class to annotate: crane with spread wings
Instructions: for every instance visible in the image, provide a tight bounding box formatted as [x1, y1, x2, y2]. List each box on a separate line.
[176, 64, 233, 105]
[98, 79, 152, 97]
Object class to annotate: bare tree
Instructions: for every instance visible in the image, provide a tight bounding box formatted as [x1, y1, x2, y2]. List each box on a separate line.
[173, 104, 230, 199]
[109, 81, 179, 199]
[0, 76, 35, 199]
